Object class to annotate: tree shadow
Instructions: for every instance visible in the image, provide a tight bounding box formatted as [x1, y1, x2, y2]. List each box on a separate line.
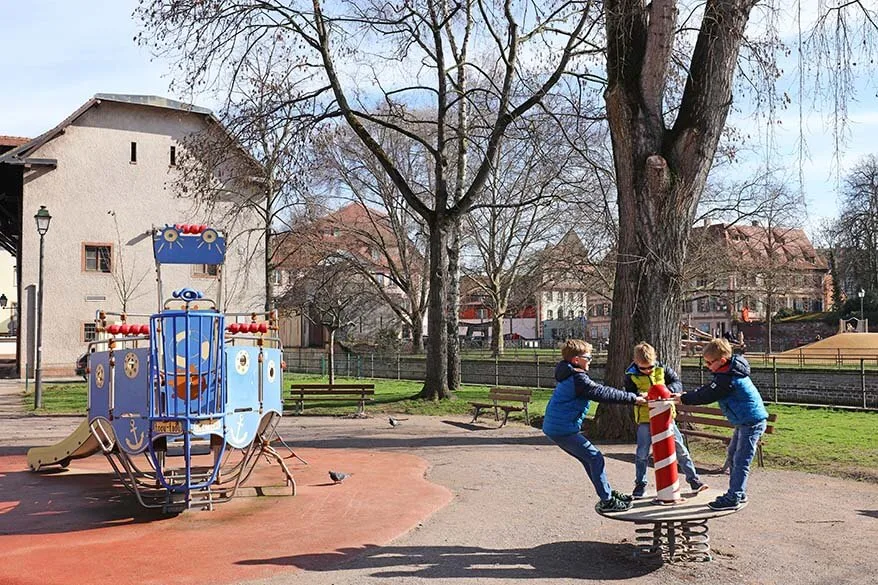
[270, 434, 552, 451]
[0, 465, 171, 535]
[440, 419, 496, 431]
[236, 540, 662, 579]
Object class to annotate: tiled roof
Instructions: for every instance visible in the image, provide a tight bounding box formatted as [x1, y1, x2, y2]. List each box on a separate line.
[0, 135, 29, 147]
[702, 223, 829, 270]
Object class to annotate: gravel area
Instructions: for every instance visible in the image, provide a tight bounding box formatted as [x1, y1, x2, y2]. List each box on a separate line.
[241, 414, 878, 585]
[3, 380, 876, 585]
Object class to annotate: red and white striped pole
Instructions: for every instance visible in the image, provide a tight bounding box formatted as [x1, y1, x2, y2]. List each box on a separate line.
[647, 383, 681, 504]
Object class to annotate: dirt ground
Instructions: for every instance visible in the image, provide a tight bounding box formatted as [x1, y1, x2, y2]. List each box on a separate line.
[3, 409, 877, 585]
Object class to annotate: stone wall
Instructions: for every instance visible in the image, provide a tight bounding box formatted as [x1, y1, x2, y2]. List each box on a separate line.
[284, 349, 878, 409]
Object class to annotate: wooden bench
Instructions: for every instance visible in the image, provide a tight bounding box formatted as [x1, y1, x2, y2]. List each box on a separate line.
[287, 383, 375, 416]
[469, 387, 532, 427]
[676, 405, 777, 467]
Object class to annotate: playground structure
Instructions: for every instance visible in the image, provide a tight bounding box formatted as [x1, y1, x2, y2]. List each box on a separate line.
[646, 386, 680, 505]
[681, 324, 744, 355]
[596, 488, 743, 562]
[26, 223, 293, 512]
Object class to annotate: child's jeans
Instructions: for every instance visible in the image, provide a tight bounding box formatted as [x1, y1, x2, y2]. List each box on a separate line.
[547, 432, 612, 501]
[634, 422, 700, 486]
[727, 419, 767, 500]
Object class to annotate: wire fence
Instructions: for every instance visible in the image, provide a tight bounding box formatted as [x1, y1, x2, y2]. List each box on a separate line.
[282, 348, 878, 410]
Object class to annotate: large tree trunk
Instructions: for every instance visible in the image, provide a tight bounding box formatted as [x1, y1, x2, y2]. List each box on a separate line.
[420, 217, 454, 400]
[490, 300, 507, 357]
[595, 0, 756, 440]
[264, 189, 273, 313]
[328, 328, 336, 384]
[446, 218, 461, 392]
[411, 310, 425, 354]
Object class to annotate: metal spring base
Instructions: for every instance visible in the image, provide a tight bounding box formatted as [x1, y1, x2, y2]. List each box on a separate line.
[635, 519, 711, 562]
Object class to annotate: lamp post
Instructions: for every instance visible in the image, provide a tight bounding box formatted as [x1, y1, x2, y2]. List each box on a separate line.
[34, 206, 51, 410]
[859, 288, 866, 332]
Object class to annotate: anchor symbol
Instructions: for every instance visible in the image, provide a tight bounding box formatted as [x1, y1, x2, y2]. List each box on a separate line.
[124, 418, 145, 451]
[227, 413, 249, 444]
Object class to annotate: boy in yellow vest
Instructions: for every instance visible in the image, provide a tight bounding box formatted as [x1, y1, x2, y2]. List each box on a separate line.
[625, 342, 707, 499]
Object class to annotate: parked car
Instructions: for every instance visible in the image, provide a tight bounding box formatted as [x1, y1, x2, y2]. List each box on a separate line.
[75, 353, 88, 380]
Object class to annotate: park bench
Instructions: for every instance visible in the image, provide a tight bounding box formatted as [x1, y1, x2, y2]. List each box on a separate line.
[676, 405, 777, 467]
[287, 383, 375, 416]
[469, 387, 532, 427]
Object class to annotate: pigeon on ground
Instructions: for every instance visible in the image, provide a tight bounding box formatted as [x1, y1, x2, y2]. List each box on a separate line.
[388, 416, 409, 427]
[329, 470, 350, 484]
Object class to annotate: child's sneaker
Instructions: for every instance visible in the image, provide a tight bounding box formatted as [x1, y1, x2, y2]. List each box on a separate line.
[612, 489, 633, 503]
[707, 494, 742, 511]
[631, 483, 647, 498]
[689, 480, 709, 494]
[598, 496, 633, 512]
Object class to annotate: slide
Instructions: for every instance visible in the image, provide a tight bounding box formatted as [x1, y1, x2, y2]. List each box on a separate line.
[27, 419, 101, 472]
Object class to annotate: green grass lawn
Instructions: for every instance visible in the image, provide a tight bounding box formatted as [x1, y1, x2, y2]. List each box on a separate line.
[22, 376, 877, 481]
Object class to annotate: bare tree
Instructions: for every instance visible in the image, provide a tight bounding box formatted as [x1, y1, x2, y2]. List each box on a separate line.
[137, 0, 601, 400]
[107, 210, 149, 312]
[462, 113, 607, 355]
[171, 47, 314, 311]
[278, 254, 383, 383]
[590, 0, 791, 439]
[312, 127, 431, 354]
[832, 155, 878, 293]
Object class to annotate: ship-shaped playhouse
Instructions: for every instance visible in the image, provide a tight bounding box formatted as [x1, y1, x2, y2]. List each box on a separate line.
[27, 224, 294, 512]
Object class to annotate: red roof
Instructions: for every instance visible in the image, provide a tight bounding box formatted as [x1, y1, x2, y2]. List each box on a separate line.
[0, 135, 29, 147]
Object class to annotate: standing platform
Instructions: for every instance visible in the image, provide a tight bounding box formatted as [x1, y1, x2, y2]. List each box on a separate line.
[595, 488, 745, 562]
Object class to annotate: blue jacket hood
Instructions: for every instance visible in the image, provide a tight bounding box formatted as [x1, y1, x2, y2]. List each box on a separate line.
[727, 354, 751, 378]
[555, 360, 577, 382]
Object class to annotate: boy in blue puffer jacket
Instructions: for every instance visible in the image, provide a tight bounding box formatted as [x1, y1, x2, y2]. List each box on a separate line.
[543, 339, 647, 512]
[674, 338, 768, 510]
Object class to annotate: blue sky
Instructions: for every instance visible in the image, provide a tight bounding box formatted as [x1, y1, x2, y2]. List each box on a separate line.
[2, 0, 875, 237]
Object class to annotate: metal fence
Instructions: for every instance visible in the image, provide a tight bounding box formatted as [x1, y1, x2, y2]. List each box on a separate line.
[282, 348, 878, 410]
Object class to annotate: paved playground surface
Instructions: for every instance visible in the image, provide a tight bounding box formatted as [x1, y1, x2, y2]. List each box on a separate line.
[1, 380, 877, 585]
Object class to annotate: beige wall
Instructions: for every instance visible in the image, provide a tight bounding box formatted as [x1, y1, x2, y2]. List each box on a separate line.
[18, 101, 265, 376]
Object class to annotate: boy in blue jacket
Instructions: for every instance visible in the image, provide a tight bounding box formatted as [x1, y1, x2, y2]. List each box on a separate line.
[674, 338, 768, 510]
[543, 339, 646, 512]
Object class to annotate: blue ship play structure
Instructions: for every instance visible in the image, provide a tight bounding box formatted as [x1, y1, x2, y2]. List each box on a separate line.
[27, 224, 294, 512]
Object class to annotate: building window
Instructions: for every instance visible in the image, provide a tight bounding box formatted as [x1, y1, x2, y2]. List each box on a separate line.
[169, 145, 176, 166]
[546, 290, 553, 302]
[697, 297, 710, 313]
[558, 306, 564, 319]
[577, 292, 584, 303]
[194, 264, 218, 277]
[271, 269, 281, 285]
[83, 244, 112, 273]
[83, 322, 97, 342]
[547, 309, 553, 320]
[130, 141, 137, 163]
[696, 276, 708, 288]
[568, 309, 574, 319]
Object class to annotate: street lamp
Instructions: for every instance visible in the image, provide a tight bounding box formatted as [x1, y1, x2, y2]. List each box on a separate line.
[859, 288, 866, 332]
[34, 206, 51, 410]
